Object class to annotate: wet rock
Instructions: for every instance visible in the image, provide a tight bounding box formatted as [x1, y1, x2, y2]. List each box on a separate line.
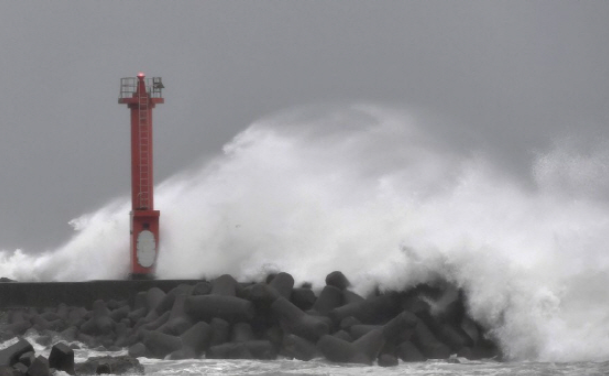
[31, 336, 52, 348]
[0, 339, 34, 367]
[17, 352, 34, 368]
[106, 299, 128, 311]
[66, 307, 88, 327]
[126, 307, 147, 324]
[55, 305, 69, 321]
[412, 318, 451, 359]
[48, 343, 74, 375]
[0, 271, 500, 366]
[378, 353, 398, 367]
[58, 326, 78, 342]
[80, 316, 115, 337]
[79, 301, 115, 337]
[242, 283, 281, 306]
[395, 340, 426, 362]
[403, 296, 435, 327]
[127, 343, 147, 358]
[265, 274, 277, 284]
[311, 285, 342, 315]
[290, 288, 316, 311]
[191, 281, 212, 296]
[168, 347, 195, 360]
[325, 271, 350, 291]
[207, 343, 252, 360]
[132, 292, 147, 311]
[7, 311, 26, 325]
[261, 325, 283, 348]
[13, 363, 28, 376]
[38, 312, 60, 323]
[184, 295, 255, 323]
[158, 295, 193, 336]
[332, 330, 353, 342]
[342, 290, 365, 305]
[180, 321, 211, 356]
[211, 274, 239, 296]
[316, 335, 361, 364]
[142, 331, 182, 359]
[243, 340, 277, 360]
[435, 322, 473, 352]
[268, 272, 294, 299]
[457, 346, 475, 360]
[460, 316, 481, 345]
[272, 297, 329, 342]
[329, 293, 401, 325]
[114, 321, 131, 339]
[145, 288, 166, 314]
[137, 311, 170, 332]
[26, 356, 50, 376]
[350, 325, 381, 340]
[115, 334, 138, 349]
[339, 316, 361, 331]
[382, 311, 418, 345]
[283, 334, 319, 361]
[154, 284, 192, 315]
[109, 306, 130, 323]
[0, 366, 20, 376]
[75, 356, 143, 375]
[91, 300, 112, 317]
[352, 328, 385, 364]
[3, 321, 31, 338]
[208, 318, 230, 346]
[471, 336, 500, 360]
[231, 322, 255, 343]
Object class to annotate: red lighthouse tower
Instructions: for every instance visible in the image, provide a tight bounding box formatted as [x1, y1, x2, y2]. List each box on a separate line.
[119, 73, 164, 279]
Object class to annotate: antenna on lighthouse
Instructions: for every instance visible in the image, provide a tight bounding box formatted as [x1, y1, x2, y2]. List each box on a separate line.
[119, 73, 164, 279]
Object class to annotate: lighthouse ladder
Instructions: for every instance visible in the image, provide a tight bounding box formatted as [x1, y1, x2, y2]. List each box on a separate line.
[138, 92, 150, 209]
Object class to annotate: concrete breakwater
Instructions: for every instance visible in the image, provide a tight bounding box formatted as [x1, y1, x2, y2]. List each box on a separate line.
[0, 272, 499, 366]
[0, 280, 200, 308]
[0, 339, 144, 376]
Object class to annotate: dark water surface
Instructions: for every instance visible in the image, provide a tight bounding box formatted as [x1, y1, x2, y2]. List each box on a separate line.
[2, 332, 608, 376]
[139, 358, 609, 376]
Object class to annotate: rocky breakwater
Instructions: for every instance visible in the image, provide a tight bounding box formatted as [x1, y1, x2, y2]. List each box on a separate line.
[0, 339, 143, 376]
[0, 271, 499, 368]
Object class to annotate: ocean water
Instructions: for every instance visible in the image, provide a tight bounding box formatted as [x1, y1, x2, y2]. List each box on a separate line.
[138, 358, 609, 376]
[1, 104, 609, 366]
[2, 335, 609, 376]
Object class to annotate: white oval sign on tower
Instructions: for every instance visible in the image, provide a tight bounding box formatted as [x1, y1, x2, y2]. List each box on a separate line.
[136, 230, 156, 268]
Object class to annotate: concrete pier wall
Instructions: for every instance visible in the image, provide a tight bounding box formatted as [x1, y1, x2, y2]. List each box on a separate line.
[0, 280, 200, 309]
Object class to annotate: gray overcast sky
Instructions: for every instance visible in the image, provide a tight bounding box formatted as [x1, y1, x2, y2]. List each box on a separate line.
[0, 1, 608, 251]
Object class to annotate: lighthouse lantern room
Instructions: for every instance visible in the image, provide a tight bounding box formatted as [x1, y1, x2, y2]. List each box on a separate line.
[119, 73, 164, 279]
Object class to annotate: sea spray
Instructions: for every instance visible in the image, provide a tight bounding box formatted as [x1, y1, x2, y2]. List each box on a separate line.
[0, 200, 130, 281]
[1, 104, 609, 361]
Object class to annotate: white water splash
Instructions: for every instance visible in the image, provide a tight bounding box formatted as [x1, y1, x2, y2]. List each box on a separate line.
[1, 104, 609, 361]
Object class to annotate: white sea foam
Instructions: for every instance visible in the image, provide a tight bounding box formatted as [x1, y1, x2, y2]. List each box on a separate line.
[1, 104, 609, 361]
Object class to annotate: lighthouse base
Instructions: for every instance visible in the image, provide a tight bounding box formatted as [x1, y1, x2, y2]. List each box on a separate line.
[130, 210, 160, 277]
[129, 273, 156, 281]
